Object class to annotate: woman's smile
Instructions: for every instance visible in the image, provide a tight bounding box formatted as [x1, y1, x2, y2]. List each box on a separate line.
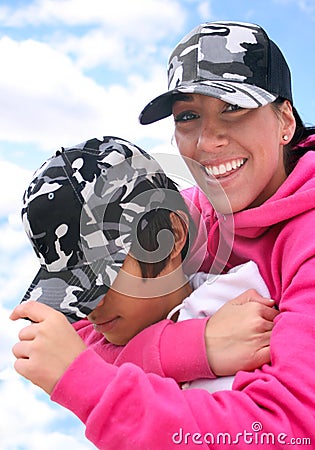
[204, 158, 247, 178]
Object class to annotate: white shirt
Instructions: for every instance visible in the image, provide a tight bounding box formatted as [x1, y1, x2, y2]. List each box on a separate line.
[167, 260, 270, 392]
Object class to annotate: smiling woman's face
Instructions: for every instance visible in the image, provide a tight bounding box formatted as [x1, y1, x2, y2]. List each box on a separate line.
[173, 94, 294, 212]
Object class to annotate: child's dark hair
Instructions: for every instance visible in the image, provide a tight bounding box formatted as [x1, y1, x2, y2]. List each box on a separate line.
[272, 97, 315, 175]
[130, 178, 194, 278]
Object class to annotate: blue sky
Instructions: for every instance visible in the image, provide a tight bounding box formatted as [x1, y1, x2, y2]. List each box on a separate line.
[0, 1, 314, 449]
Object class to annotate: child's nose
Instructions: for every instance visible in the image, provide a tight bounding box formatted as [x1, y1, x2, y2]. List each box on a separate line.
[87, 296, 106, 320]
[95, 296, 106, 308]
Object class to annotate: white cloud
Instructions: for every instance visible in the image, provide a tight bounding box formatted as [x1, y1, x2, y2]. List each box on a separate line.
[0, 304, 24, 371]
[0, 219, 27, 253]
[0, 375, 94, 449]
[0, 35, 173, 151]
[0, 162, 37, 330]
[0, 0, 184, 154]
[0, 0, 187, 73]
[0, 377, 57, 429]
[0, 224, 95, 450]
[0, 248, 37, 305]
[0, 161, 35, 305]
[197, 0, 212, 18]
[0, 179, 90, 449]
[0, 0, 185, 31]
[0, 37, 111, 148]
[0, 161, 31, 215]
[57, 29, 127, 70]
[53, 26, 171, 72]
[0, 255, 93, 450]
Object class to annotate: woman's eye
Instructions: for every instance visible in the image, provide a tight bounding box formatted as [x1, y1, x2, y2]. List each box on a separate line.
[225, 104, 243, 112]
[174, 111, 199, 122]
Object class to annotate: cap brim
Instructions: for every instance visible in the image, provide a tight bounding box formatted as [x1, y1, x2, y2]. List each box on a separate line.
[21, 259, 123, 323]
[139, 81, 277, 125]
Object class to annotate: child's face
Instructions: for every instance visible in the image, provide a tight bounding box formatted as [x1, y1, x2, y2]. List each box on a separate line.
[87, 254, 188, 345]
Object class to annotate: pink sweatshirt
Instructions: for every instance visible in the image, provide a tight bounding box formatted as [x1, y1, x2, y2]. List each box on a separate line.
[51, 147, 315, 449]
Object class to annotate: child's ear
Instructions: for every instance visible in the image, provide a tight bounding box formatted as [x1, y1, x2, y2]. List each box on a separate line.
[169, 211, 189, 259]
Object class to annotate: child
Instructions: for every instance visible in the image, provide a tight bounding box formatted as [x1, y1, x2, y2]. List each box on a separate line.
[16, 135, 276, 394]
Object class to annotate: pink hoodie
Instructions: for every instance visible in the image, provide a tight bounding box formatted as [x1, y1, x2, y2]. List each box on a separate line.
[51, 146, 315, 449]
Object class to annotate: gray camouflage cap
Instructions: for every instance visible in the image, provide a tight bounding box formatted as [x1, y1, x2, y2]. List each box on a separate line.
[21, 136, 177, 322]
[139, 21, 293, 124]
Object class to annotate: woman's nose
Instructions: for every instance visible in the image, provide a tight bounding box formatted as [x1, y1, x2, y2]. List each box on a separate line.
[196, 120, 229, 154]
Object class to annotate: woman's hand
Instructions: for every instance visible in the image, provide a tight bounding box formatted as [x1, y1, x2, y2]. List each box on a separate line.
[205, 289, 279, 376]
[10, 301, 87, 395]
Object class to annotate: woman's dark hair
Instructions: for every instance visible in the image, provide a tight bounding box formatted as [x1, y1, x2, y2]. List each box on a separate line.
[272, 97, 315, 175]
[130, 177, 194, 279]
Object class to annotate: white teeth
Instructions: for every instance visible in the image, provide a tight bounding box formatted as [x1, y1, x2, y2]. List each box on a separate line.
[205, 158, 246, 177]
[219, 164, 226, 175]
[212, 166, 219, 175]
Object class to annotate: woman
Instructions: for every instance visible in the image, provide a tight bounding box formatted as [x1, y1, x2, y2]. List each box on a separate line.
[140, 20, 315, 446]
[12, 21, 315, 448]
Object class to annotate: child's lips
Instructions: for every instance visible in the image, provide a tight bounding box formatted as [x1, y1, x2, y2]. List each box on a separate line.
[93, 317, 119, 333]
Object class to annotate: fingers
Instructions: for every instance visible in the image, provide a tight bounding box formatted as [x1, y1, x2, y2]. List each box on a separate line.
[13, 358, 31, 378]
[247, 346, 271, 370]
[10, 301, 55, 323]
[249, 296, 275, 307]
[255, 317, 274, 333]
[246, 299, 279, 323]
[229, 289, 275, 306]
[12, 340, 32, 360]
[258, 330, 272, 347]
[18, 323, 38, 341]
[252, 310, 277, 333]
[261, 305, 279, 322]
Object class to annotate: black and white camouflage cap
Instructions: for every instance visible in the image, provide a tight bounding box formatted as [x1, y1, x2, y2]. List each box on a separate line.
[21, 136, 178, 322]
[139, 21, 293, 124]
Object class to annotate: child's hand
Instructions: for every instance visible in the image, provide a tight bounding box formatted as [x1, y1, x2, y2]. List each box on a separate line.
[10, 301, 87, 395]
[204, 289, 278, 376]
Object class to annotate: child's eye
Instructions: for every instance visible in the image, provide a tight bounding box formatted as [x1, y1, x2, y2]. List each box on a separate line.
[225, 104, 243, 112]
[174, 111, 199, 122]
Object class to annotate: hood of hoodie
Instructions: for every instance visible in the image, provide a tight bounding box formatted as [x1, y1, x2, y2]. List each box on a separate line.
[233, 149, 315, 238]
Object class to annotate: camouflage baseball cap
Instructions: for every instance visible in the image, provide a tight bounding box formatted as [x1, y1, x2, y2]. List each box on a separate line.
[139, 21, 293, 124]
[21, 136, 175, 322]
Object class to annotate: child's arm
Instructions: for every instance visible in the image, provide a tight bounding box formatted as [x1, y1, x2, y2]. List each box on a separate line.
[113, 290, 277, 380]
[72, 315, 213, 381]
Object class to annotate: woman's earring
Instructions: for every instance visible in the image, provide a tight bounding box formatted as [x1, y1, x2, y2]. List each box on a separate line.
[283, 135, 289, 141]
